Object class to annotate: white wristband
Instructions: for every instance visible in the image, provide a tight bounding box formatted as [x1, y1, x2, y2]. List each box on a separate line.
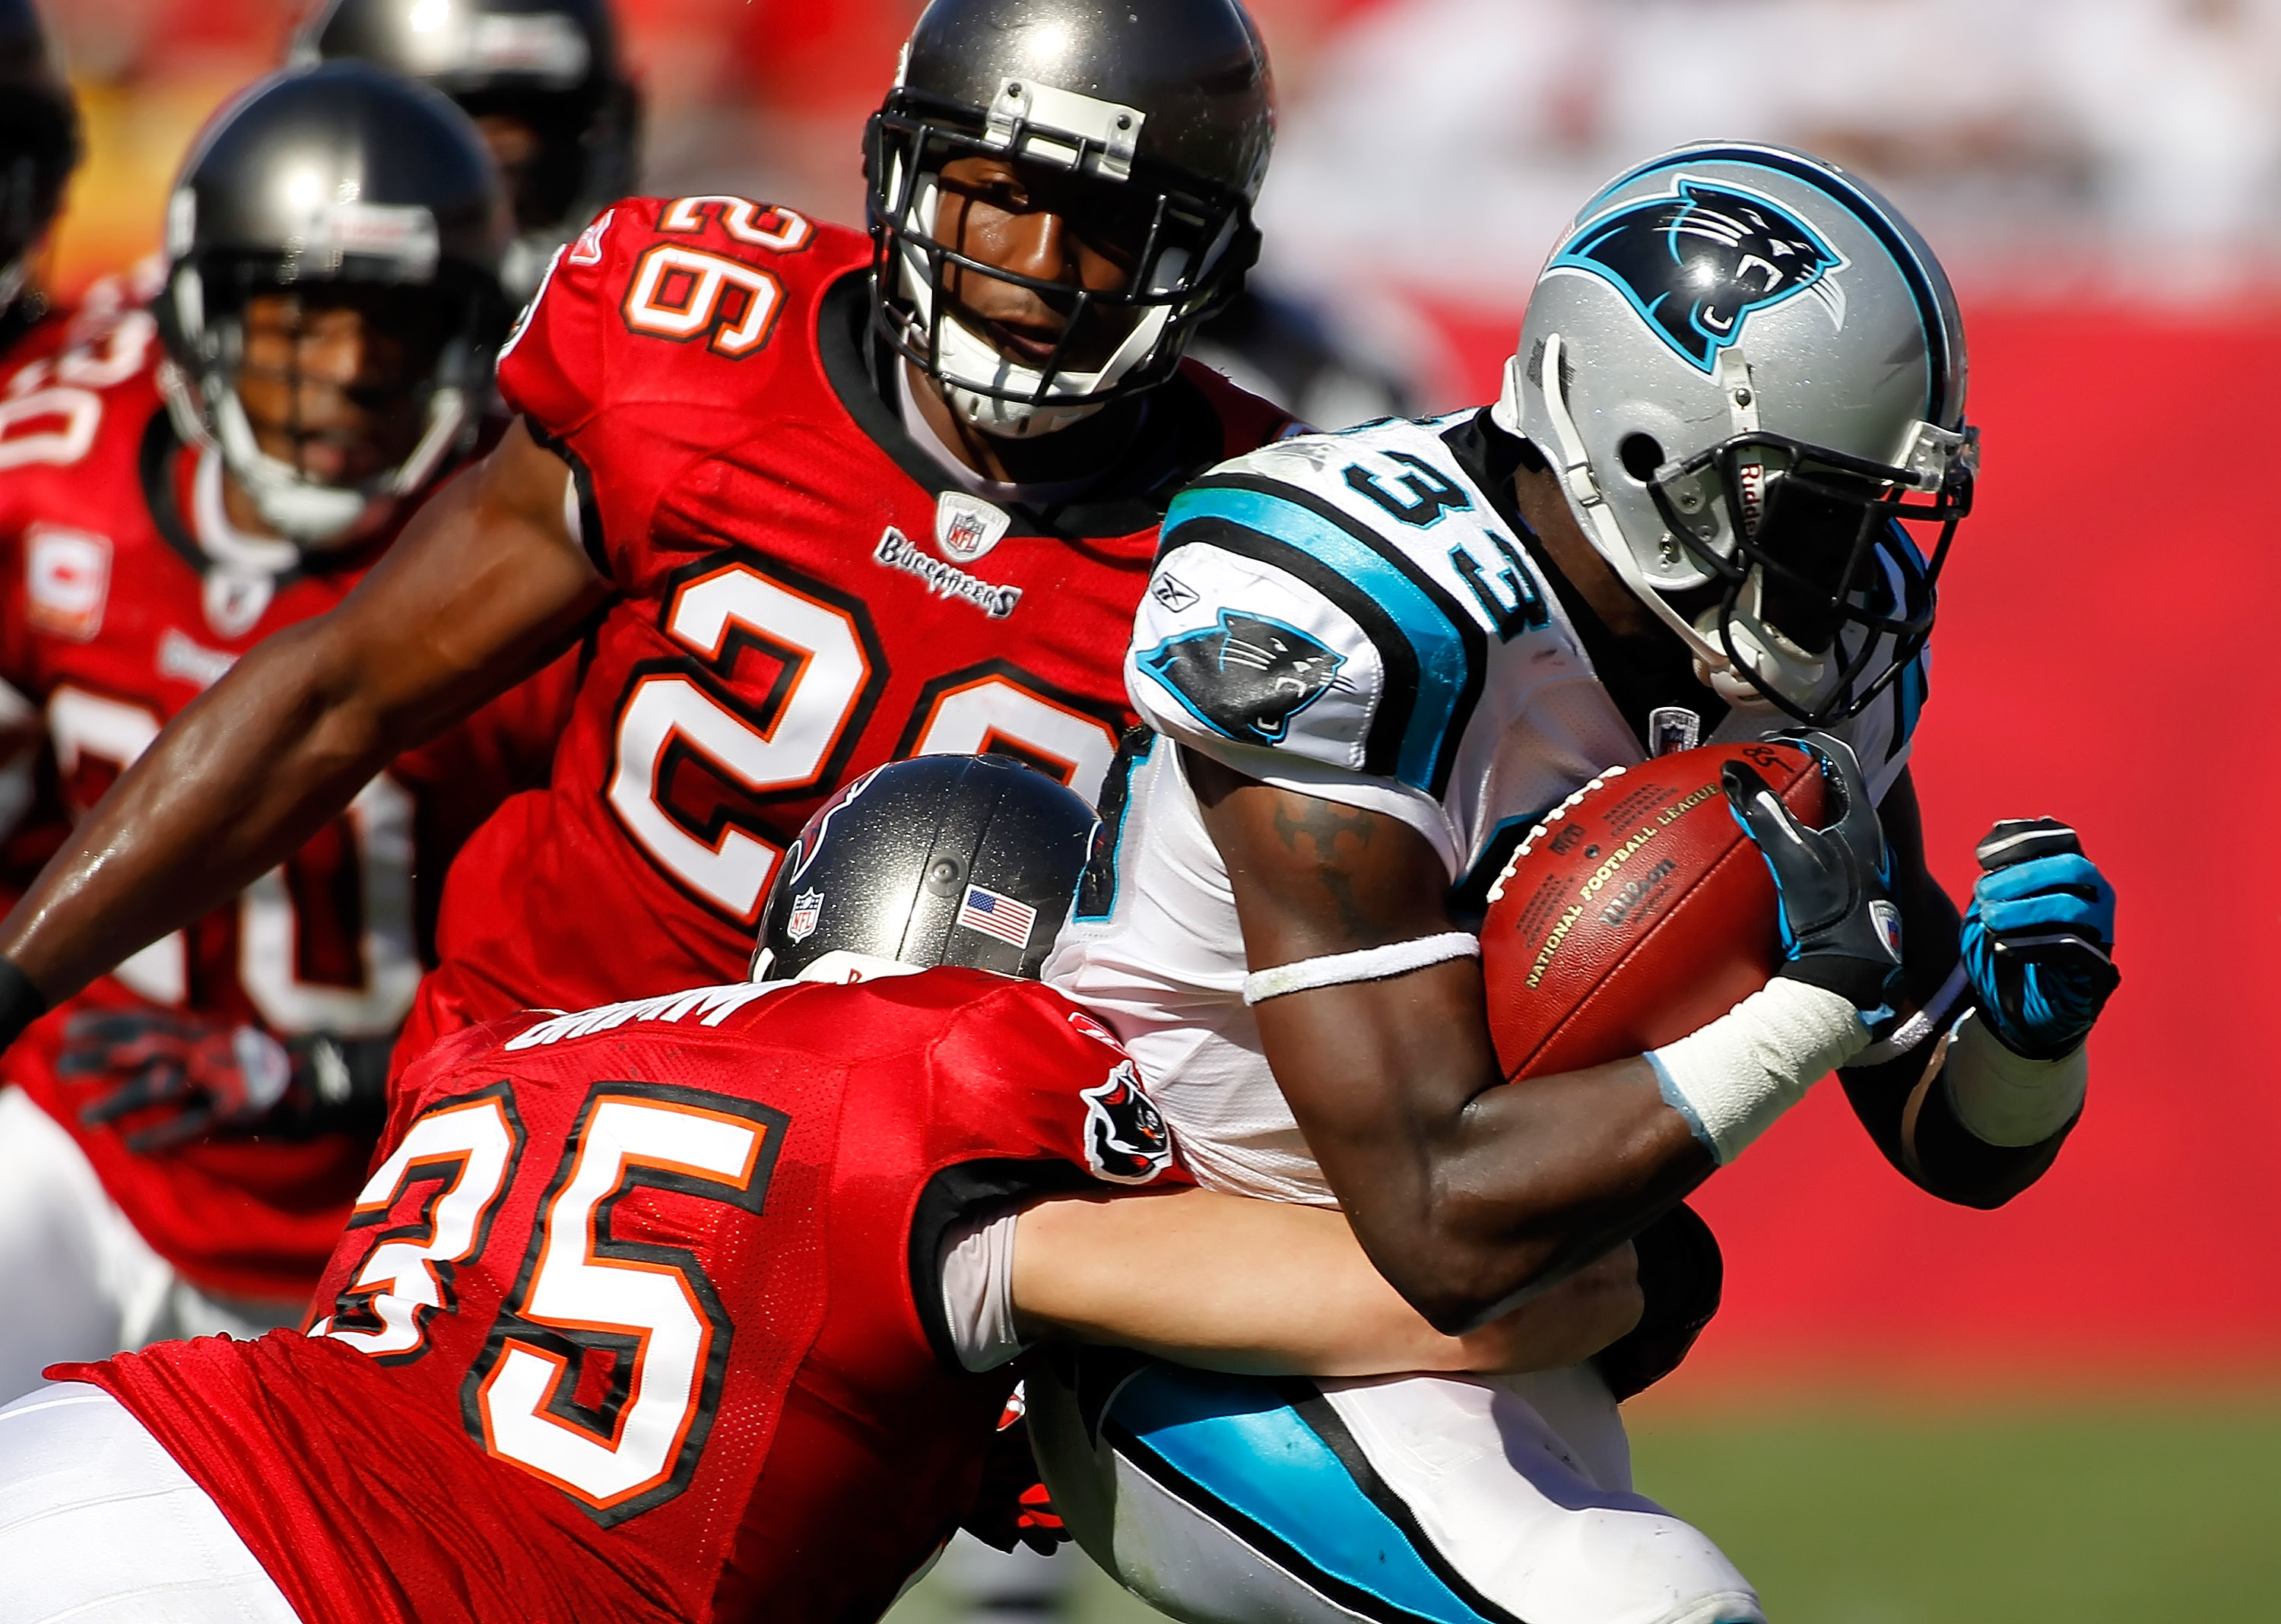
[1941, 1010, 2087, 1147]
[1647, 979, 1869, 1165]
[1242, 932, 1480, 1005]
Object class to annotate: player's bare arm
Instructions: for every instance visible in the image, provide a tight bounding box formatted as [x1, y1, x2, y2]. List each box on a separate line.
[1191, 750, 1705, 1333]
[1513, 452, 2085, 1210]
[0, 418, 606, 1005]
[1012, 1187, 1642, 1378]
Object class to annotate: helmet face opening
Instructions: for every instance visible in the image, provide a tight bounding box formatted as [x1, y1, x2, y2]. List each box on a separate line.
[208, 274, 486, 490]
[1647, 427, 1974, 723]
[157, 62, 510, 547]
[868, 91, 1256, 424]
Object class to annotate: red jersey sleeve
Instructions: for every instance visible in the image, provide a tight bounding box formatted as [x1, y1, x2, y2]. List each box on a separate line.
[494, 194, 864, 587]
[927, 982, 1190, 1191]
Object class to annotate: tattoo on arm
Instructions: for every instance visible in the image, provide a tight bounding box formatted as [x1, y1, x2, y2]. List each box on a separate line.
[1266, 791, 1382, 936]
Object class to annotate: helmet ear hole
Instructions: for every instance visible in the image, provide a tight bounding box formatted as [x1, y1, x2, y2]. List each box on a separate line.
[1617, 433, 1664, 484]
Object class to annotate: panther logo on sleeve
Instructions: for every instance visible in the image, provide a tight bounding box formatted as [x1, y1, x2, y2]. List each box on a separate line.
[1080, 1061, 1175, 1184]
[1138, 610, 1345, 747]
[1550, 177, 1846, 373]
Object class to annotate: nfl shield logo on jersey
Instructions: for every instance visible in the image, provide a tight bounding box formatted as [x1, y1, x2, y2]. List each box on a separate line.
[1080, 1061, 1174, 1184]
[935, 490, 1010, 563]
[785, 889, 823, 943]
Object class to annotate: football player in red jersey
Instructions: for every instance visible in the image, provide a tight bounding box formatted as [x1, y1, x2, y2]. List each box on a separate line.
[295, 0, 643, 301]
[0, 758, 1642, 1624]
[0, 0, 1293, 1079]
[0, 0, 78, 359]
[0, 65, 580, 1397]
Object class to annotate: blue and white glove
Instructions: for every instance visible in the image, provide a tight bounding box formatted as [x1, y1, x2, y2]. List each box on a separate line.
[1723, 731, 1906, 1040]
[1961, 818, 2118, 1061]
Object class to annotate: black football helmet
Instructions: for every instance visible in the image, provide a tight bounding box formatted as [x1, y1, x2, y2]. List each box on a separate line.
[867, 0, 1275, 438]
[0, 0, 81, 330]
[296, 0, 639, 298]
[155, 62, 510, 549]
[753, 755, 1099, 983]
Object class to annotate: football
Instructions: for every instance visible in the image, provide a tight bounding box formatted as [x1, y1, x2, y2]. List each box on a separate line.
[1480, 741, 1827, 1082]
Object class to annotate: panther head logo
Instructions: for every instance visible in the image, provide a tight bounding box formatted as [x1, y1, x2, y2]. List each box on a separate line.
[1080, 1061, 1175, 1184]
[1139, 611, 1346, 747]
[1552, 177, 1847, 374]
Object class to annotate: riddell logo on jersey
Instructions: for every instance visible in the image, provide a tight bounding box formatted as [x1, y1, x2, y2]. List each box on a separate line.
[874, 527, 1023, 618]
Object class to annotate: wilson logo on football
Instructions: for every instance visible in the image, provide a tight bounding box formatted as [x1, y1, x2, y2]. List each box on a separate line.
[1080, 1061, 1174, 1184]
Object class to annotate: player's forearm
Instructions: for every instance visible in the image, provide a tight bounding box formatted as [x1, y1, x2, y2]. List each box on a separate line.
[0, 621, 401, 1001]
[1839, 1015, 2075, 1208]
[1255, 963, 1712, 1334]
[1010, 1188, 1642, 1377]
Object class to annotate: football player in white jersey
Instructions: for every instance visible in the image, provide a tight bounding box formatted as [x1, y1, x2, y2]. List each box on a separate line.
[1039, 143, 2122, 1624]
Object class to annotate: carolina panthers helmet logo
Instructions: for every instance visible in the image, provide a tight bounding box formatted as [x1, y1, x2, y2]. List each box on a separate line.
[1139, 611, 1345, 747]
[1550, 177, 1847, 373]
[1081, 1061, 1175, 1184]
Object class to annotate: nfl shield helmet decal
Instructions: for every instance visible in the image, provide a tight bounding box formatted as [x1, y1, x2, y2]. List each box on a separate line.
[785, 889, 823, 943]
[1139, 610, 1345, 747]
[1870, 899, 1905, 961]
[934, 490, 1011, 563]
[1080, 1060, 1175, 1184]
[1550, 176, 1848, 373]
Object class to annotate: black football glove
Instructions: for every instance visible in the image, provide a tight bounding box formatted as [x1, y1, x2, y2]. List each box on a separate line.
[960, 1402, 1071, 1557]
[63, 1010, 392, 1152]
[1961, 818, 2118, 1061]
[0, 956, 46, 1054]
[1722, 731, 1905, 1039]
[1592, 1201, 1723, 1403]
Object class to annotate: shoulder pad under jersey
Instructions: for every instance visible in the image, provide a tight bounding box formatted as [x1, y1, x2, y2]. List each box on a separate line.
[496, 193, 868, 446]
[1130, 411, 1560, 797]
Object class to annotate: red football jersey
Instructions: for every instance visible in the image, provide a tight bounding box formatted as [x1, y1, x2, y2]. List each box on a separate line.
[0, 298, 577, 1300]
[64, 971, 1184, 1624]
[407, 195, 1293, 1050]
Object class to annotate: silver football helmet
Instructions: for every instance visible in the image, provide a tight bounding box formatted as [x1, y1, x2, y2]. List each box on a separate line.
[867, 0, 1275, 439]
[156, 62, 510, 548]
[1498, 143, 1977, 724]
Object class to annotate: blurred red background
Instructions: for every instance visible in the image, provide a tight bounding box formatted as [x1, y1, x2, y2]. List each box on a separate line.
[30, 0, 2280, 1391]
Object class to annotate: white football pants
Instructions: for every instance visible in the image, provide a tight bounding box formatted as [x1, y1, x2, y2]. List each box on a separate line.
[0, 1383, 299, 1622]
[0, 1087, 301, 1404]
[1031, 1356, 1763, 1624]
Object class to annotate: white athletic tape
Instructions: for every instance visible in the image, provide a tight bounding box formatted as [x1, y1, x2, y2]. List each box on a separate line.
[1242, 932, 1480, 1005]
[1942, 1010, 2087, 1147]
[1646, 979, 1868, 1165]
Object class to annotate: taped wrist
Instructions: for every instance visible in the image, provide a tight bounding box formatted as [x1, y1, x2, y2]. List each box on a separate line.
[1647, 979, 1868, 1165]
[1941, 1009, 2086, 1147]
[1242, 932, 1479, 1005]
[0, 956, 46, 1051]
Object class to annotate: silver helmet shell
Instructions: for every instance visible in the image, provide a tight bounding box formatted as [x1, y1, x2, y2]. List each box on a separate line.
[293, 0, 640, 300]
[1500, 143, 1975, 724]
[751, 754, 1099, 985]
[868, 0, 1275, 438]
[156, 61, 511, 549]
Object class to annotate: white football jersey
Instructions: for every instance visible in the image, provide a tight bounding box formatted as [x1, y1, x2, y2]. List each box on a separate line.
[1045, 410, 1924, 1203]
